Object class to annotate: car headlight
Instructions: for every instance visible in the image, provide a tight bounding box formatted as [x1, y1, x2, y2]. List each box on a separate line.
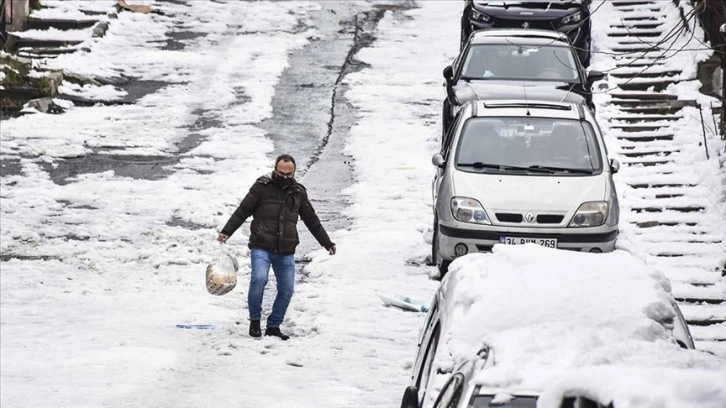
[471, 10, 491, 22]
[568, 201, 608, 227]
[451, 197, 491, 225]
[560, 11, 582, 25]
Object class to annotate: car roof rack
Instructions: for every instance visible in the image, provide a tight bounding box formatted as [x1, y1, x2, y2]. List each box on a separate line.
[471, 29, 569, 42]
[481, 101, 573, 111]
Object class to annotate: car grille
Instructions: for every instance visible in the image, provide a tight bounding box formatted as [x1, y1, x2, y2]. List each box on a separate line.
[495, 213, 565, 224]
[536, 214, 565, 224]
[490, 18, 559, 31]
[496, 213, 523, 223]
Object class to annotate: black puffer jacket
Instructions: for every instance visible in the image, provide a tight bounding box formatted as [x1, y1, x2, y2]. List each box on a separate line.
[221, 173, 334, 255]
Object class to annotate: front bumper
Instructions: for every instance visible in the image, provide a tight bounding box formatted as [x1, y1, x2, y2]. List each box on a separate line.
[437, 221, 617, 260]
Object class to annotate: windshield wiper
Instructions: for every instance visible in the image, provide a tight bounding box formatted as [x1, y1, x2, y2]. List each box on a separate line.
[458, 162, 551, 173]
[528, 165, 594, 174]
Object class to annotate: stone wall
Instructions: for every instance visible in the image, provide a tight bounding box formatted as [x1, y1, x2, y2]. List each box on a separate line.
[6, 0, 30, 32]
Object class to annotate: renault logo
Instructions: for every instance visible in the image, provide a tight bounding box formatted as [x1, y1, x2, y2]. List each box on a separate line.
[525, 212, 535, 223]
[522, 22, 530, 29]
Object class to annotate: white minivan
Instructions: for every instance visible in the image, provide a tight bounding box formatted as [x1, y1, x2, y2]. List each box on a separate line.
[432, 100, 620, 275]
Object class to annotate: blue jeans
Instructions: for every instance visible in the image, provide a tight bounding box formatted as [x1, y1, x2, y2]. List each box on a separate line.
[248, 247, 296, 328]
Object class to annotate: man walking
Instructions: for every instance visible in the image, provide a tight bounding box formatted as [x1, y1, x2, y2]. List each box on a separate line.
[217, 154, 336, 340]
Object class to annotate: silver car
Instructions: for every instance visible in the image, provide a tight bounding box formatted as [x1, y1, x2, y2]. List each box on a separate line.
[432, 100, 620, 275]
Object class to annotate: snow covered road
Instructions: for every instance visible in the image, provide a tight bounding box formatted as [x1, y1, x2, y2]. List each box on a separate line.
[1, 1, 724, 407]
[1, 1, 458, 407]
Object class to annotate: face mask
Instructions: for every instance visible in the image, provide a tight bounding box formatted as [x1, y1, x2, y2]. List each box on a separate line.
[273, 172, 294, 188]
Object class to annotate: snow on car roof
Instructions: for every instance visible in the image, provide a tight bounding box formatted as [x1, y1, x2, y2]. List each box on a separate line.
[437, 244, 726, 407]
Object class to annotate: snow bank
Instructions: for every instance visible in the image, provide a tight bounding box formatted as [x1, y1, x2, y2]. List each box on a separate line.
[437, 245, 726, 406]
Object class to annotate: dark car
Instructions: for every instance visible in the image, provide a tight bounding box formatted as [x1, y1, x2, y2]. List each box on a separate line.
[442, 29, 604, 135]
[460, 0, 592, 66]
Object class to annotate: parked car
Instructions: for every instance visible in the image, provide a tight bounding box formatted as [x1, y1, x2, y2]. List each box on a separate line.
[403, 246, 699, 408]
[432, 100, 619, 275]
[442, 29, 604, 135]
[401, 360, 613, 408]
[460, 0, 593, 66]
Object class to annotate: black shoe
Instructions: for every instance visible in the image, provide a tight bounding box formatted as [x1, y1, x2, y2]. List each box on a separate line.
[264, 327, 290, 341]
[249, 320, 261, 338]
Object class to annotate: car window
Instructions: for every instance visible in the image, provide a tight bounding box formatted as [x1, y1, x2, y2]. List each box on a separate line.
[433, 373, 464, 408]
[454, 117, 603, 174]
[416, 324, 440, 391]
[461, 44, 580, 83]
[443, 110, 464, 159]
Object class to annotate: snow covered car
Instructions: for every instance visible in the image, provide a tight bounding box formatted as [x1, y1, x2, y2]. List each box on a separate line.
[442, 29, 604, 135]
[401, 246, 710, 408]
[432, 99, 619, 275]
[460, 0, 593, 66]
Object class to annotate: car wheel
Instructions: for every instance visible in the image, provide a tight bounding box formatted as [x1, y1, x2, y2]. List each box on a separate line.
[432, 216, 451, 279]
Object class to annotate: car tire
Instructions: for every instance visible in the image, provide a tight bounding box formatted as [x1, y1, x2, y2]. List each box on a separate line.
[432, 216, 451, 280]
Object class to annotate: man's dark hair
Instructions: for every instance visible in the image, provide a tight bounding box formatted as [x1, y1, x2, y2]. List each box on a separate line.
[275, 154, 296, 170]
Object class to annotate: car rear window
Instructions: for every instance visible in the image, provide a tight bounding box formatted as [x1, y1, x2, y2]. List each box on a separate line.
[455, 117, 603, 174]
[462, 44, 580, 82]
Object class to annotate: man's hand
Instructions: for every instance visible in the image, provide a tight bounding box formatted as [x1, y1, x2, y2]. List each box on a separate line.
[328, 245, 336, 255]
[217, 233, 229, 243]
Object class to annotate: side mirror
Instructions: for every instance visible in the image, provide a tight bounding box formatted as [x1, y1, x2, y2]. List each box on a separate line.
[587, 70, 606, 83]
[443, 65, 454, 83]
[432, 153, 446, 168]
[400, 386, 420, 408]
[610, 159, 620, 174]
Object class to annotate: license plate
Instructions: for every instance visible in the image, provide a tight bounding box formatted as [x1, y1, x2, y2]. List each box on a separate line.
[499, 236, 557, 248]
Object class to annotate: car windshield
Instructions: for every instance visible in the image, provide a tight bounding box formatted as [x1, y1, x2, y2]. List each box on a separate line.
[461, 44, 580, 82]
[455, 117, 602, 174]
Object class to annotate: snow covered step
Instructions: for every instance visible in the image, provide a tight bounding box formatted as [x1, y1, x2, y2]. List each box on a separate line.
[695, 340, 726, 358]
[637, 241, 723, 257]
[634, 230, 723, 244]
[680, 303, 726, 325]
[661, 268, 723, 285]
[620, 14, 668, 21]
[689, 322, 726, 341]
[626, 196, 710, 209]
[610, 92, 677, 101]
[12, 37, 84, 49]
[610, 70, 682, 79]
[613, 103, 694, 115]
[616, 79, 682, 92]
[611, 125, 673, 134]
[628, 211, 715, 226]
[648, 255, 725, 270]
[26, 16, 99, 30]
[621, 157, 672, 166]
[623, 185, 709, 197]
[620, 168, 699, 180]
[619, 148, 679, 158]
[610, 114, 681, 123]
[608, 30, 662, 38]
[670, 283, 725, 304]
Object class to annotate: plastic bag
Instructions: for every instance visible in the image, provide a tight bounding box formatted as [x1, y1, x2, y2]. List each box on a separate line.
[205, 244, 239, 296]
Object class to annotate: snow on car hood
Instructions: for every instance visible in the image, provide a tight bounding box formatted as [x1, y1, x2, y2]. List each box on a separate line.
[451, 170, 605, 212]
[437, 246, 726, 407]
[454, 80, 585, 106]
